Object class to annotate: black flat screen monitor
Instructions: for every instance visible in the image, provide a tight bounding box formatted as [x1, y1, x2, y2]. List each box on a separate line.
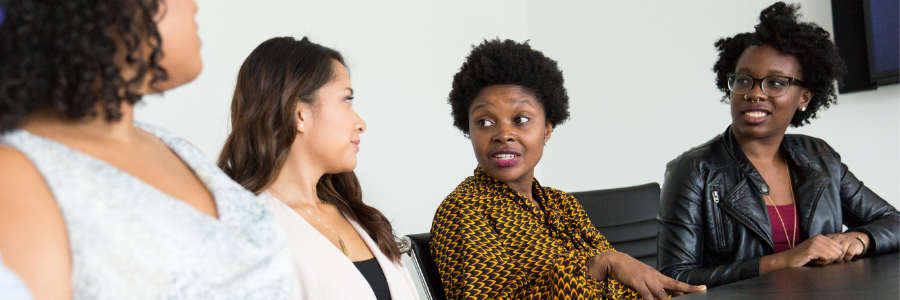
[864, 0, 899, 85]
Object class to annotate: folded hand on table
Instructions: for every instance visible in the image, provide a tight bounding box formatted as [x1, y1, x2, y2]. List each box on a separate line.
[761, 233, 872, 275]
[824, 232, 869, 262]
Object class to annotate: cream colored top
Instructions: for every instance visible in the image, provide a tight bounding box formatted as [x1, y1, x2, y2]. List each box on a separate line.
[259, 190, 420, 300]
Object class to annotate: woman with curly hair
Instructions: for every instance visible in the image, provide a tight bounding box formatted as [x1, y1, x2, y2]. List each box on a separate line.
[0, 1, 293, 299]
[657, 1, 899, 287]
[430, 39, 705, 300]
[218, 36, 419, 300]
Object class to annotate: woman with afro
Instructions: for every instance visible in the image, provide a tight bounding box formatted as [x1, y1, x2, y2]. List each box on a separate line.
[657, 2, 899, 287]
[430, 39, 705, 300]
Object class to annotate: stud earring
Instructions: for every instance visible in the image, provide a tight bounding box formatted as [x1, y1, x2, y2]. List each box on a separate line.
[800, 107, 806, 112]
[300, 124, 304, 129]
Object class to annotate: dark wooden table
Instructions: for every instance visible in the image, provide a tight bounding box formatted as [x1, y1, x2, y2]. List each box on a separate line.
[677, 252, 899, 300]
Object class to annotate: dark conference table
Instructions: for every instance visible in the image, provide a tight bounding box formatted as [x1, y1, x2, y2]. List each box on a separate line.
[677, 252, 899, 300]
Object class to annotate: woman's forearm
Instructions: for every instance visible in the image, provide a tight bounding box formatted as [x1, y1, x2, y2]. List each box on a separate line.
[759, 252, 787, 275]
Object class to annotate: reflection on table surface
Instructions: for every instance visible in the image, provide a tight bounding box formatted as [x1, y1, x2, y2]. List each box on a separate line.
[676, 252, 899, 300]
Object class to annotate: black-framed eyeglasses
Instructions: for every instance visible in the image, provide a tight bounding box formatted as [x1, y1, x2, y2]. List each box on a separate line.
[727, 73, 804, 97]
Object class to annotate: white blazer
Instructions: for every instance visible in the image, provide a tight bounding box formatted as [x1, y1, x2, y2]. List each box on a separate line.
[259, 191, 420, 300]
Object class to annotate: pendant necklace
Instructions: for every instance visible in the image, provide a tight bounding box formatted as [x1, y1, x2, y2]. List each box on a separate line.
[270, 188, 349, 256]
[763, 159, 797, 249]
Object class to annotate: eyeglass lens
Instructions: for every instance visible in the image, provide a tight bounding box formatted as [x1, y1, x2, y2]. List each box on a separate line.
[728, 74, 791, 97]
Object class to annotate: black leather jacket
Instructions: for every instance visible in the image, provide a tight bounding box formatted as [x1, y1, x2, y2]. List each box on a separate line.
[657, 126, 899, 287]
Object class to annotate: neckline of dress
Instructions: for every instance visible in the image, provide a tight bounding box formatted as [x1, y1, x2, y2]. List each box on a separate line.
[14, 125, 225, 223]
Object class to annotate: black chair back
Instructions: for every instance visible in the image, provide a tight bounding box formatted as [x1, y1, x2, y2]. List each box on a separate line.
[569, 182, 660, 268]
[403, 233, 447, 300]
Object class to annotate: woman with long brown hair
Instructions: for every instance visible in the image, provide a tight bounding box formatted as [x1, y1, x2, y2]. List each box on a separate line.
[218, 36, 418, 300]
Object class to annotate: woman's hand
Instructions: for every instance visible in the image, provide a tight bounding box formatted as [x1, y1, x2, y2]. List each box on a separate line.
[588, 251, 706, 299]
[761, 234, 844, 274]
[825, 232, 869, 262]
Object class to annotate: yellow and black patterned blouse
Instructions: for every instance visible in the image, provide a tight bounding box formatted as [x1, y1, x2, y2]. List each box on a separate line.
[430, 166, 640, 300]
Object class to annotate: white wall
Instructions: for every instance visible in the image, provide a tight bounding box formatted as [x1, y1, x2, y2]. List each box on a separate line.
[525, 0, 900, 208]
[137, 2, 898, 295]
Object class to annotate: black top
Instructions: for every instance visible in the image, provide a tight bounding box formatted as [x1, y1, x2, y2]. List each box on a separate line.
[353, 257, 392, 300]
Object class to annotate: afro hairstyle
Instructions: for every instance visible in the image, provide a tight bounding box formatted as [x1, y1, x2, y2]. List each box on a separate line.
[448, 39, 570, 134]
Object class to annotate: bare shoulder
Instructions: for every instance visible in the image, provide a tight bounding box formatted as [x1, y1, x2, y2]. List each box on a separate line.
[0, 145, 50, 200]
[0, 145, 73, 299]
[0, 145, 49, 196]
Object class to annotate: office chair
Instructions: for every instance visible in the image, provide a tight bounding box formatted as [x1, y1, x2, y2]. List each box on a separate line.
[570, 182, 661, 268]
[403, 233, 447, 300]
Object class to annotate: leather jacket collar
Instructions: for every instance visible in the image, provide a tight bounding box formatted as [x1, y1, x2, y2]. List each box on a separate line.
[720, 126, 831, 248]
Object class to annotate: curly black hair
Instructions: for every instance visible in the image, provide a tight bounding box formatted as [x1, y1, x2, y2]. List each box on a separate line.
[448, 39, 570, 134]
[712, 2, 845, 127]
[0, 0, 166, 132]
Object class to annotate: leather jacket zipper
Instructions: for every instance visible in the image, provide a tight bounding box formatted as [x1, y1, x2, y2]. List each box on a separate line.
[713, 187, 775, 251]
[712, 190, 726, 247]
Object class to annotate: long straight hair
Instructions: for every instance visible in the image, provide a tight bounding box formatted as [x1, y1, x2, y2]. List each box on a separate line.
[217, 36, 404, 262]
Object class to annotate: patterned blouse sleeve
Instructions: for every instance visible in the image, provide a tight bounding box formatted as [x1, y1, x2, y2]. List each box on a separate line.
[559, 191, 642, 300]
[432, 193, 629, 299]
[430, 194, 527, 300]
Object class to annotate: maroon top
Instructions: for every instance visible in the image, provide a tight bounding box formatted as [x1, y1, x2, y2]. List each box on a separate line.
[767, 204, 798, 253]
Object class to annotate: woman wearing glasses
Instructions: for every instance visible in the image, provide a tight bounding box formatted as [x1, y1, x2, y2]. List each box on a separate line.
[657, 2, 899, 287]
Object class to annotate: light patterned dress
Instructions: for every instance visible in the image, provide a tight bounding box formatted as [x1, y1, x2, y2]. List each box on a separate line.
[0, 123, 294, 300]
[431, 166, 640, 300]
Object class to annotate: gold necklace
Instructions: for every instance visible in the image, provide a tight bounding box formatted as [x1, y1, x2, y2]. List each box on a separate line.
[763, 162, 797, 249]
[270, 188, 349, 256]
